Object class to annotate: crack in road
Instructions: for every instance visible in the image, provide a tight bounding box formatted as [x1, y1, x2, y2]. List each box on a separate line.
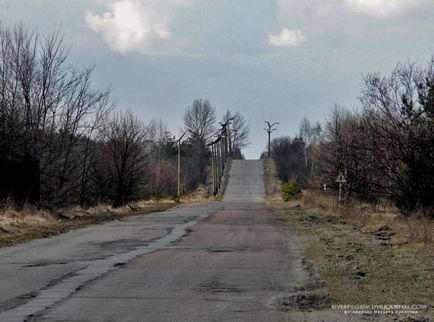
[0, 211, 216, 322]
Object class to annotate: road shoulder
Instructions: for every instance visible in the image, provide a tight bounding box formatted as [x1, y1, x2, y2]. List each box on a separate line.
[268, 199, 433, 322]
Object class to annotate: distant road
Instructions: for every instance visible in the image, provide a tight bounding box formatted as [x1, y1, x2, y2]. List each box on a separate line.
[0, 160, 336, 321]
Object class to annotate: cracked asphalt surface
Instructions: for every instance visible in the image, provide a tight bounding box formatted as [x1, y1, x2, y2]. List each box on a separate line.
[0, 160, 319, 321]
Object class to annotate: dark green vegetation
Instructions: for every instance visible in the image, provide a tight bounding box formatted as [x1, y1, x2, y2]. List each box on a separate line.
[281, 180, 298, 202]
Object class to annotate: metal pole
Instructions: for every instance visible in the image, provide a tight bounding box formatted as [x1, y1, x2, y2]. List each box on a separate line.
[338, 182, 342, 209]
[228, 124, 232, 157]
[175, 130, 189, 197]
[215, 140, 219, 189]
[218, 139, 222, 187]
[224, 134, 228, 162]
[217, 139, 221, 182]
[177, 139, 181, 196]
[221, 138, 225, 174]
[268, 131, 271, 158]
[211, 143, 215, 195]
[264, 121, 278, 158]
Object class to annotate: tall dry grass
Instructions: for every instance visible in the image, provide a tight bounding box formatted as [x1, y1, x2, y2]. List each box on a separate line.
[299, 190, 434, 246]
[0, 198, 177, 246]
[264, 158, 282, 200]
[0, 203, 55, 234]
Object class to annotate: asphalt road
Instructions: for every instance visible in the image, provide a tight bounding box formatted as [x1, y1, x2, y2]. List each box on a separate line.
[0, 160, 327, 322]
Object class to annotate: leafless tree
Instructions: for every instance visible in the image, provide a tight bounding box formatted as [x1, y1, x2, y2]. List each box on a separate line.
[98, 111, 148, 207]
[184, 98, 216, 142]
[222, 110, 250, 159]
[180, 99, 216, 189]
[359, 59, 434, 214]
[298, 117, 322, 183]
[0, 24, 111, 206]
[312, 59, 434, 215]
[270, 136, 306, 185]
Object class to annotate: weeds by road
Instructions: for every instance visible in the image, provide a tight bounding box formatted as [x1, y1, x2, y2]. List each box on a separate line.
[0, 183, 218, 249]
[264, 159, 434, 321]
[0, 201, 176, 248]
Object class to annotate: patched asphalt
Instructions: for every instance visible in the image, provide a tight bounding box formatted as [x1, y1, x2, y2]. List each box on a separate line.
[0, 160, 351, 322]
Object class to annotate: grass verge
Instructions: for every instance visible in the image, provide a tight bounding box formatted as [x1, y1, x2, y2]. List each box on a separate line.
[0, 201, 176, 248]
[264, 159, 433, 321]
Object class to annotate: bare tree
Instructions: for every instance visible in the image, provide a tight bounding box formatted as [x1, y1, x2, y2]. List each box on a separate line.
[312, 59, 434, 215]
[270, 136, 306, 185]
[145, 120, 178, 198]
[360, 59, 434, 215]
[222, 110, 250, 159]
[298, 117, 322, 183]
[98, 111, 148, 207]
[181, 99, 216, 188]
[183, 98, 216, 142]
[0, 24, 112, 206]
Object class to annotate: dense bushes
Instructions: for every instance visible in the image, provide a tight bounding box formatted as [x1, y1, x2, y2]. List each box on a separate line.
[268, 136, 307, 185]
[303, 59, 434, 217]
[268, 58, 433, 217]
[0, 25, 111, 207]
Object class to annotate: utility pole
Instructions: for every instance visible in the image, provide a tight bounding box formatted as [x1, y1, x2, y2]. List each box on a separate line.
[219, 117, 234, 161]
[264, 121, 279, 158]
[208, 135, 222, 195]
[211, 143, 215, 194]
[176, 130, 190, 197]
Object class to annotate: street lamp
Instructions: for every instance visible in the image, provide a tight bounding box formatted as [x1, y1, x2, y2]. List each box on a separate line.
[264, 121, 278, 158]
[175, 130, 191, 197]
[219, 117, 234, 161]
[207, 136, 220, 195]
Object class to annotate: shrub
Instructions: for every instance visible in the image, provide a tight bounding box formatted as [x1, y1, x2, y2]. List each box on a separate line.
[152, 192, 164, 201]
[172, 193, 181, 203]
[282, 180, 298, 201]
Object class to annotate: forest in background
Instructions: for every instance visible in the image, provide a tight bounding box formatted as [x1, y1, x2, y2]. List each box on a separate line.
[265, 58, 434, 218]
[0, 24, 249, 209]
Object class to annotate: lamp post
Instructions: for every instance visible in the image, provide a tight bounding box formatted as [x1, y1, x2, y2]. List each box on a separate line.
[264, 121, 279, 158]
[208, 136, 220, 195]
[211, 142, 215, 194]
[208, 133, 226, 196]
[176, 130, 190, 197]
[219, 117, 234, 160]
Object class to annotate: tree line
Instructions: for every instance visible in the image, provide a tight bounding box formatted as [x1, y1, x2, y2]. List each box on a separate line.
[265, 58, 434, 217]
[0, 24, 249, 209]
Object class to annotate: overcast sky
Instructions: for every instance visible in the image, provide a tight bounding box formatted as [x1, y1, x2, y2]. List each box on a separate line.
[1, 0, 433, 158]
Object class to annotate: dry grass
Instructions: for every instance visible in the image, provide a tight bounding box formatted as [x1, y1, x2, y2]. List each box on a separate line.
[0, 200, 176, 248]
[267, 177, 433, 320]
[263, 158, 282, 201]
[0, 183, 216, 248]
[0, 204, 55, 232]
[183, 184, 219, 202]
[271, 199, 434, 320]
[300, 190, 338, 213]
[299, 190, 434, 248]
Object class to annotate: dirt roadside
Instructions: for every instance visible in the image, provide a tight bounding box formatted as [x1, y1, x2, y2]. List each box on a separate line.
[265, 159, 433, 322]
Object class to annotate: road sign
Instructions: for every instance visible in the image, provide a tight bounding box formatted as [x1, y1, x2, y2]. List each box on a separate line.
[335, 171, 346, 209]
[335, 171, 347, 183]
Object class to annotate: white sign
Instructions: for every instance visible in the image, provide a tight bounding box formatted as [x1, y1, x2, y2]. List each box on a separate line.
[335, 171, 347, 183]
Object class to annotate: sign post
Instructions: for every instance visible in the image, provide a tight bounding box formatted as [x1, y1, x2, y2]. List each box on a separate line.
[335, 171, 347, 209]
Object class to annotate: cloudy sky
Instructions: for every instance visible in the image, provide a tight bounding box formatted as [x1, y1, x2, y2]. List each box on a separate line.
[1, 0, 433, 158]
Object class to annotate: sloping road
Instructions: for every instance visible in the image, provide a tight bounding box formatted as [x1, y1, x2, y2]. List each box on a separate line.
[0, 160, 308, 321]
